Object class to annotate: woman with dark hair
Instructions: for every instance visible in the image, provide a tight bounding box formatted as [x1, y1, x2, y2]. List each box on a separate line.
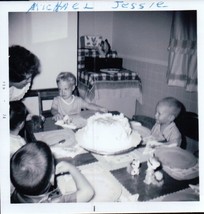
[9, 45, 41, 101]
[10, 141, 94, 203]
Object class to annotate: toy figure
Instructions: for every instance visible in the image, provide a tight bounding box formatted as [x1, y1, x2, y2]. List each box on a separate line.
[144, 155, 164, 186]
[127, 159, 141, 176]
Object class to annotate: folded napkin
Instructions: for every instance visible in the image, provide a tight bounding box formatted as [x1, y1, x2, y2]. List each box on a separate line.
[55, 115, 87, 129]
[55, 120, 77, 129]
[51, 144, 85, 159]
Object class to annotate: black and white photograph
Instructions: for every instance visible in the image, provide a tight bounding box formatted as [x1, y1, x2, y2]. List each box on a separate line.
[0, 1, 204, 213]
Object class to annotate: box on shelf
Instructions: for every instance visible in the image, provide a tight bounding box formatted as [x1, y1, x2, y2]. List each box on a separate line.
[85, 57, 123, 72]
[80, 36, 103, 49]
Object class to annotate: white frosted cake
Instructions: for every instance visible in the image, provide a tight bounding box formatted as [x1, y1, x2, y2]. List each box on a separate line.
[75, 113, 141, 154]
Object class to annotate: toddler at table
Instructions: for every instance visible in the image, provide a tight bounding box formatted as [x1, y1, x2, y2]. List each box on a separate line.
[10, 101, 28, 156]
[144, 97, 182, 148]
[51, 72, 107, 121]
[10, 141, 94, 203]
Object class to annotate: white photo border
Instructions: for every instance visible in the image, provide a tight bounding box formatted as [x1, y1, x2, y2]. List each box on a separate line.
[0, 1, 204, 213]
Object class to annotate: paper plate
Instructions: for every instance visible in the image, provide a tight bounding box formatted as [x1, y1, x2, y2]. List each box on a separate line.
[55, 121, 77, 129]
[100, 68, 120, 74]
[55, 115, 87, 129]
[82, 146, 136, 156]
[57, 165, 122, 202]
[37, 129, 77, 147]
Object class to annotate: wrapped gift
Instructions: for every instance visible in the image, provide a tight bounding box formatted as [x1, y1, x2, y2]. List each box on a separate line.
[80, 35, 103, 49]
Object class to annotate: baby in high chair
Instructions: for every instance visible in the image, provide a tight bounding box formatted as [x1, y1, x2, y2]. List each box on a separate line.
[51, 72, 107, 122]
[143, 97, 182, 148]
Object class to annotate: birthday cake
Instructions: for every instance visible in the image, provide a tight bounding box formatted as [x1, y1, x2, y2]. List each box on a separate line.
[75, 113, 141, 154]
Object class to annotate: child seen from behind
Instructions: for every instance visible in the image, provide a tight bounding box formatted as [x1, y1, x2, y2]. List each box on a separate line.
[10, 141, 94, 203]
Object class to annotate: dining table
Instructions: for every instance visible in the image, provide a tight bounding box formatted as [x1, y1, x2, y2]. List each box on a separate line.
[30, 110, 199, 203]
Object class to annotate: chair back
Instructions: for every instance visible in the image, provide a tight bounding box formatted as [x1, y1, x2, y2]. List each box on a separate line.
[175, 111, 198, 141]
[38, 87, 80, 117]
[38, 88, 59, 117]
[175, 111, 199, 156]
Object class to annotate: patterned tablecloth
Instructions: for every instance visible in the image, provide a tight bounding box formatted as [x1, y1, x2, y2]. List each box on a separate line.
[34, 121, 199, 202]
[78, 69, 143, 103]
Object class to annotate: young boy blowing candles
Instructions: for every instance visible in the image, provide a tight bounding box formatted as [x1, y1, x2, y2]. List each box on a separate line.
[10, 141, 95, 203]
[51, 72, 107, 121]
[143, 97, 182, 148]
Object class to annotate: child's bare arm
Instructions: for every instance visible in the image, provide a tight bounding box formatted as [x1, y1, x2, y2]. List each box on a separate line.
[83, 102, 108, 113]
[51, 107, 63, 121]
[146, 138, 179, 148]
[56, 161, 94, 202]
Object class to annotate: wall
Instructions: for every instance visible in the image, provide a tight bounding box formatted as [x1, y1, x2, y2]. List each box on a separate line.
[78, 12, 114, 47]
[112, 11, 198, 117]
[13, 11, 198, 116]
[78, 11, 198, 118]
[112, 11, 171, 65]
[123, 59, 198, 117]
[9, 12, 78, 114]
[78, 12, 139, 117]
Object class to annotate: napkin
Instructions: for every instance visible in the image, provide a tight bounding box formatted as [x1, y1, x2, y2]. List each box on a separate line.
[51, 144, 85, 159]
[55, 120, 77, 129]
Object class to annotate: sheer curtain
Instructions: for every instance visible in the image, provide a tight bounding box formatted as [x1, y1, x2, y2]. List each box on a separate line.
[167, 11, 197, 92]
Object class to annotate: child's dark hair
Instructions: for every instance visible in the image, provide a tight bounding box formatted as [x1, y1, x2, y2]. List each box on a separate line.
[158, 97, 182, 118]
[10, 101, 28, 131]
[56, 72, 76, 85]
[10, 141, 54, 195]
[9, 45, 41, 83]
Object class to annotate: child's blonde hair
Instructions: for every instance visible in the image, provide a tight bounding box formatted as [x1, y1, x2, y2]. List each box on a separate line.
[56, 72, 76, 85]
[158, 97, 182, 118]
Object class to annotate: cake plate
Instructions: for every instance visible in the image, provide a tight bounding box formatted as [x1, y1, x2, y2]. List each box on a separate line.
[81, 146, 138, 156]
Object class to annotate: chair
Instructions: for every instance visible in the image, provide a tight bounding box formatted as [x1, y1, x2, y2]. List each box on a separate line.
[38, 88, 59, 117]
[38, 86, 80, 117]
[175, 111, 199, 156]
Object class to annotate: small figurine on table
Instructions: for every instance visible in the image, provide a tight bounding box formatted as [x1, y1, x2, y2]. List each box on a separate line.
[127, 159, 141, 176]
[144, 155, 164, 186]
